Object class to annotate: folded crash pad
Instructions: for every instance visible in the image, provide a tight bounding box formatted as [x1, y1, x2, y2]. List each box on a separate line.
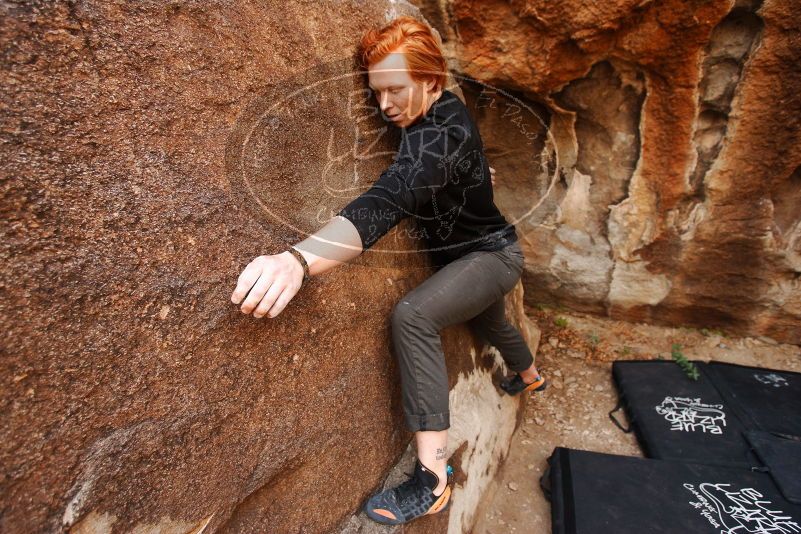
[610, 360, 757, 467]
[704, 362, 801, 438]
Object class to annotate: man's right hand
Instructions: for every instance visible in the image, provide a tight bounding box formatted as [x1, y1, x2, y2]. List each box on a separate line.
[230, 251, 304, 319]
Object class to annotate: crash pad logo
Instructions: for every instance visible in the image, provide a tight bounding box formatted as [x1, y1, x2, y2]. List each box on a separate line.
[655, 396, 726, 434]
[754, 372, 789, 388]
[684, 482, 801, 533]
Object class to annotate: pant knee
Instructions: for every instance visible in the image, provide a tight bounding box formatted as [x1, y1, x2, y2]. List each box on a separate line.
[391, 299, 429, 331]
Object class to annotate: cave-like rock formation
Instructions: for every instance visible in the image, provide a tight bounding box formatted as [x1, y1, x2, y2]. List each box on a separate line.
[416, 0, 801, 344]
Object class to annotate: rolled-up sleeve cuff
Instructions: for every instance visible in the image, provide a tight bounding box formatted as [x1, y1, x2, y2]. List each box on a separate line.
[336, 206, 372, 250]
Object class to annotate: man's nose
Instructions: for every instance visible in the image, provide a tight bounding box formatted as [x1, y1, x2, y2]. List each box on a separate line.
[379, 93, 392, 114]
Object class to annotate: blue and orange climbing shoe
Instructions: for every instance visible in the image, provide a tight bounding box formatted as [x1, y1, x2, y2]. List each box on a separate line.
[500, 370, 547, 395]
[363, 460, 454, 525]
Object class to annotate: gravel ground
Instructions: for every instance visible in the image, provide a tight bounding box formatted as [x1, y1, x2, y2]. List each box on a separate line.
[471, 305, 801, 534]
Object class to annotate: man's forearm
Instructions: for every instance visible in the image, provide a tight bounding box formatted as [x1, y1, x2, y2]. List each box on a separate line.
[291, 215, 363, 277]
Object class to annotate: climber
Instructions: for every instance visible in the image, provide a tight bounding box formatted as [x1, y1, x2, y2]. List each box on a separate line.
[229, 16, 546, 526]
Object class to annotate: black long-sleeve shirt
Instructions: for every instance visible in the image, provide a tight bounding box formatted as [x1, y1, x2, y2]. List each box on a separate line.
[336, 89, 518, 267]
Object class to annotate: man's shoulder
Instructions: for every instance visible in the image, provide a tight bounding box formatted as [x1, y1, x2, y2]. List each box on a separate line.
[411, 93, 473, 145]
[428, 90, 469, 125]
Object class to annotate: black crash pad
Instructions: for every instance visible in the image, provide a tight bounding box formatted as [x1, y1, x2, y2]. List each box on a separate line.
[548, 446, 801, 534]
[611, 360, 757, 467]
[704, 362, 801, 438]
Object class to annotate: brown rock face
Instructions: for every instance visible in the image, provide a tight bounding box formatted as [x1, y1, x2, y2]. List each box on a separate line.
[1, 2, 538, 533]
[415, 0, 801, 344]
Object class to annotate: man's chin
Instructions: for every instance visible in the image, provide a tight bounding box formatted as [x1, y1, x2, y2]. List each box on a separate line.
[394, 115, 422, 128]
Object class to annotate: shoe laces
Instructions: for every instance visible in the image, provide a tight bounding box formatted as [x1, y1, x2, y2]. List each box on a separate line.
[395, 470, 426, 505]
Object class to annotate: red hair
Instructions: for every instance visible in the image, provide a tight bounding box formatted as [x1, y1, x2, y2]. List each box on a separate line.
[358, 16, 448, 92]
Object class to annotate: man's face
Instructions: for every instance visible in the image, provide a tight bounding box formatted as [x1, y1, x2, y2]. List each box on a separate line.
[367, 52, 439, 128]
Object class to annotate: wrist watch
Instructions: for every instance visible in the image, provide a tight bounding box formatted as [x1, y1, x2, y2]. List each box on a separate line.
[287, 246, 310, 284]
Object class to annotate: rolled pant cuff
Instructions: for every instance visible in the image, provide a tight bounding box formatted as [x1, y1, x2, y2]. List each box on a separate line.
[404, 411, 450, 432]
[508, 355, 535, 373]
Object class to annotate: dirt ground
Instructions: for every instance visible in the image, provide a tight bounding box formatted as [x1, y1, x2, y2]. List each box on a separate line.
[471, 305, 801, 534]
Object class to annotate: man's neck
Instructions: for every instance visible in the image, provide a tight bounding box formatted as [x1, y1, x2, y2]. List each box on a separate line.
[407, 89, 444, 128]
[424, 89, 444, 115]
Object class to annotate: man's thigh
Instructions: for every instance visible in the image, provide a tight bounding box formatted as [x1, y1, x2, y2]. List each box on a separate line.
[399, 249, 521, 330]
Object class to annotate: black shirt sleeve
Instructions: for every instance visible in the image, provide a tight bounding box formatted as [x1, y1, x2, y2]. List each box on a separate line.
[336, 122, 467, 250]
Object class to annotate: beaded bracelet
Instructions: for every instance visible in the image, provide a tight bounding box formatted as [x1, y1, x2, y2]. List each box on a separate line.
[287, 246, 310, 284]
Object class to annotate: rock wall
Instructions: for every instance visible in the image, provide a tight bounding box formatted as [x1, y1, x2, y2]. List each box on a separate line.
[1, 2, 538, 533]
[415, 0, 801, 344]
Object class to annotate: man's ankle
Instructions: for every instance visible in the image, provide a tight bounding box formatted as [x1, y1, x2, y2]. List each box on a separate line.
[433, 469, 449, 496]
[519, 365, 540, 384]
